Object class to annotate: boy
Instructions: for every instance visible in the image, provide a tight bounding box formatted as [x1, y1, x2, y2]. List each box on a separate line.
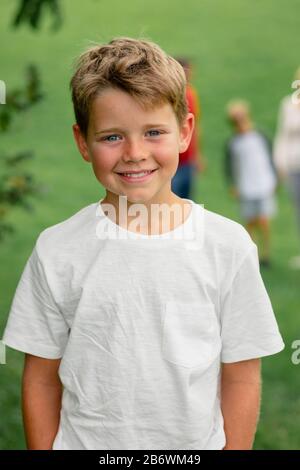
[225, 100, 278, 268]
[171, 56, 206, 199]
[2, 37, 284, 450]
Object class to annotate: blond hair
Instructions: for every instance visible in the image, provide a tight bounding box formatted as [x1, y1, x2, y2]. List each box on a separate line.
[69, 36, 188, 136]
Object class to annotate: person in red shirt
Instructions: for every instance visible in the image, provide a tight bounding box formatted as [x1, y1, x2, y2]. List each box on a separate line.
[171, 57, 206, 199]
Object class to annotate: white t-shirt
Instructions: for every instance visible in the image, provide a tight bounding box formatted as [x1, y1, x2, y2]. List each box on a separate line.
[1, 198, 285, 450]
[228, 130, 277, 199]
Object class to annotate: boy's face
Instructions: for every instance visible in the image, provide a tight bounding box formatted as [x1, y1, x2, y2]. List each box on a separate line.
[73, 87, 194, 208]
[228, 108, 248, 128]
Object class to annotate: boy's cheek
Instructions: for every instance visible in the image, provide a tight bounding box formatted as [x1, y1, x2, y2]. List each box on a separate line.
[88, 148, 118, 169]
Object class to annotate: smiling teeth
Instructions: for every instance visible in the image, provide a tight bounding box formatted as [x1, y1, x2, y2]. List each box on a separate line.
[122, 171, 152, 177]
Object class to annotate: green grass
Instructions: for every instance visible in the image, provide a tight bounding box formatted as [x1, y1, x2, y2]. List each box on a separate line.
[1, 0, 300, 449]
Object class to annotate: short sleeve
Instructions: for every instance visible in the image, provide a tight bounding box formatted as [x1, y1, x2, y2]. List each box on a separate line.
[1, 244, 69, 359]
[220, 243, 285, 363]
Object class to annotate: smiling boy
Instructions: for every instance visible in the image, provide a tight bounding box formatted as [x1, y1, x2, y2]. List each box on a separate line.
[1, 37, 284, 450]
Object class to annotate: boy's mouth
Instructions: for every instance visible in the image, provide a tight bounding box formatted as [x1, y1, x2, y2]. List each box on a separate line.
[115, 169, 158, 183]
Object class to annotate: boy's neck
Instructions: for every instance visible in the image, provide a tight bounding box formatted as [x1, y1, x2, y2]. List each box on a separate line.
[101, 193, 192, 235]
[235, 120, 253, 134]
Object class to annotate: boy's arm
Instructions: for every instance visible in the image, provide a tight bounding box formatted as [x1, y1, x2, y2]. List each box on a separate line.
[224, 140, 238, 198]
[258, 130, 280, 189]
[221, 358, 261, 450]
[22, 353, 63, 450]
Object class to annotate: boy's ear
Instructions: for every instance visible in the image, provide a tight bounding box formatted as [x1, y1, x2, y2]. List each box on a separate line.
[178, 112, 195, 153]
[72, 124, 91, 163]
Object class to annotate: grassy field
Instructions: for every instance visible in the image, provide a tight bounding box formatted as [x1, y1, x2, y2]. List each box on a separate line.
[0, 0, 300, 449]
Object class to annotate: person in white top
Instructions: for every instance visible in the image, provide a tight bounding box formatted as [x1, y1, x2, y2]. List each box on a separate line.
[1, 37, 284, 451]
[273, 67, 300, 269]
[225, 100, 278, 268]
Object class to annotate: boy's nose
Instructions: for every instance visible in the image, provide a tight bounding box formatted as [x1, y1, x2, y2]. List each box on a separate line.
[123, 137, 148, 161]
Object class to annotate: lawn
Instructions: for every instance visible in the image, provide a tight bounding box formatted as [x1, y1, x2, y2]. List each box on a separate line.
[0, 0, 300, 449]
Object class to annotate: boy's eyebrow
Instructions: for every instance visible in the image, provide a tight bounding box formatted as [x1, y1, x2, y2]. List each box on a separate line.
[94, 124, 170, 135]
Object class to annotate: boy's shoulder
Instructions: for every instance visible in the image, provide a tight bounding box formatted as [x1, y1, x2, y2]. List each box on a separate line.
[224, 133, 239, 150]
[34, 201, 98, 258]
[199, 203, 255, 256]
[226, 128, 268, 146]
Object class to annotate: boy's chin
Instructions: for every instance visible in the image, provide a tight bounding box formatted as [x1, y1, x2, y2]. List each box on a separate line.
[120, 195, 153, 205]
[103, 191, 151, 205]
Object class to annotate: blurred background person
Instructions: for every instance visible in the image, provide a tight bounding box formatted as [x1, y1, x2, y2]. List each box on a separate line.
[225, 100, 278, 268]
[171, 56, 206, 199]
[273, 67, 300, 269]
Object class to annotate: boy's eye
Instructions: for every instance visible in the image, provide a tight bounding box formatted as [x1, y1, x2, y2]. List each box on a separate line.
[147, 130, 162, 137]
[102, 134, 121, 142]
